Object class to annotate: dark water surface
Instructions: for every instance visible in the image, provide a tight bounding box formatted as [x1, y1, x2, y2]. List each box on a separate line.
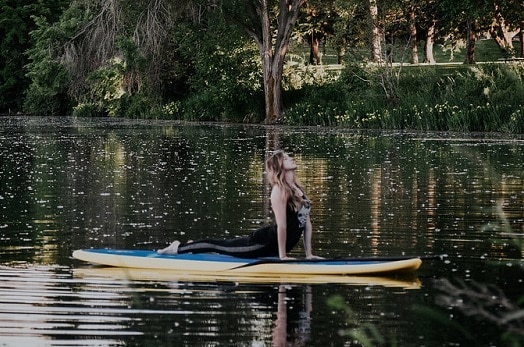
[0, 117, 523, 346]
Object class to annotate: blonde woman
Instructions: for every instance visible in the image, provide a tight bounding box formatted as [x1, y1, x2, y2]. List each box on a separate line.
[158, 150, 322, 260]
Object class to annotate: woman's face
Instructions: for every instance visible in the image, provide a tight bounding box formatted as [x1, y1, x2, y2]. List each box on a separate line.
[282, 153, 297, 171]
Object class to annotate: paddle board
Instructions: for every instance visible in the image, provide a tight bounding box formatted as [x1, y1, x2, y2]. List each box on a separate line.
[72, 249, 422, 276]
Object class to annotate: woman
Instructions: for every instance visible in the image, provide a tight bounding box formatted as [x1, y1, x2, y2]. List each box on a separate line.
[158, 150, 322, 259]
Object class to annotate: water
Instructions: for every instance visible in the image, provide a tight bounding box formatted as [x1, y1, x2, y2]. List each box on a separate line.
[0, 116, 523, 346]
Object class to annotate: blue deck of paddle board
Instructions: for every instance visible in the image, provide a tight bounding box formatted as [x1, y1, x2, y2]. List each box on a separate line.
[83, 249, 397, 265]
[88, 249, 255, 262]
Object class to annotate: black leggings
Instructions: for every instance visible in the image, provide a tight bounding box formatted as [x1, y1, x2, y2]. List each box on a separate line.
[177, 225, 279, 258]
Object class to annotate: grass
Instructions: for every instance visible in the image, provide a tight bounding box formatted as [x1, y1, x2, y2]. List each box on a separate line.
[292, 38, 522, 66]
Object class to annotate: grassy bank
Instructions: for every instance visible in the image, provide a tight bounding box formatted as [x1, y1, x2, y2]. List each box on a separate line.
[282, 62, 524, 133]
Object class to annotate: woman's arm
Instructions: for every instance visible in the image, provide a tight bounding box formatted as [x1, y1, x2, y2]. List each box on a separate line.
[303, 215, 323, 259]
[303, 216, 313, 258]
[271, 186, 291, 259]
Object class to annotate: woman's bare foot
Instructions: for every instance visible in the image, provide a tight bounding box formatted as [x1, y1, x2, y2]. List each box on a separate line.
[157, 241, 180, 255]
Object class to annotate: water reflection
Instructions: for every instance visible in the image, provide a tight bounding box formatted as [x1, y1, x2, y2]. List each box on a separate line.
[0, 117, 523, 346]
[0, 265, 139, 346]
[0, 263, 419, 346]
[272, 285, 312, 346]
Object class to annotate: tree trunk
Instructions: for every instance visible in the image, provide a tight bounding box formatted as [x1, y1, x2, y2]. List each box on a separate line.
[409, 6, 418, 64]
[465, 19, 476, 64]
[262, 59, 279, 123]
[337, 37, 346, 64]
[263, 60, 285, 124]
[308, 33, 321, 65]
[369, 0, 382, 62]
[423, 20, 436, 64]
[260, 0, 277, 122]
[247, 0, 303, 124]
[519, 21, 524, 58]
[489, 4, 519, 57]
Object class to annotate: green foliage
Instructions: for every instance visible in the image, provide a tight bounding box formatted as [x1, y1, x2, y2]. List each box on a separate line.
[82, 59, 126, 117]
[0, 0, 26, 112]
[284, 63, 524, 133]
[8, 0, 524, 128]
[24, 3, 87, 116]
[75, 51, 162, 118]
[0, 0, 68, 113]
[26, 0, 169, 118]
[172, 16, 264, 122]
[71, 103, 98, 118]
[24, 23, 71, 116]
[23, 56, 71, 116]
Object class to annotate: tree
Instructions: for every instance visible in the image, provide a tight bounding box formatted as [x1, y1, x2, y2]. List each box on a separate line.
[408, 2, 418, 64]
[368, 0, 382, 62]
[24, 14, 73, 116]
[437, 0, 490, 64]
[298, 0, 363, 65]
[423, 19, 437, 64]
[237, 0, 304, 123]
[0, 0, 67, 114]
[300, 4, 330, 65]
[171, 2, 263, 121]
[420, 1, 438, 64]
[520, 21, 524, 58]
[488, 1, 523, 57]
[26, 0, 183, 117]
[62, 0, 175, 103]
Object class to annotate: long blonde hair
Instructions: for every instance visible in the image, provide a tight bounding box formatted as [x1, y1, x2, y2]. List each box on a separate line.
[266, 150, 304, 210]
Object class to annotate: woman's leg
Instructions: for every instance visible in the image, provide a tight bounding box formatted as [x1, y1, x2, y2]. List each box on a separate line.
[177, 237, 270, 258]
[158, 225, 278, 258]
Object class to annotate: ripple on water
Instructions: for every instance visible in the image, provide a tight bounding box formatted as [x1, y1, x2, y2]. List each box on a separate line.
[0, 264, 199, 346]
[0, 263, 284, 346]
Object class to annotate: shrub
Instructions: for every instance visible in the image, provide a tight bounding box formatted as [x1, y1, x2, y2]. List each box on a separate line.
[285, 63, 524, 133]
[24, 15, 75, 116]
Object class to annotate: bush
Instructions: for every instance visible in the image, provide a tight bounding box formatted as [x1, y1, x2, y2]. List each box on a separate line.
[284, 63, 524, 133]
[24, 15, 75, 116]
[72, 103, 98, 118]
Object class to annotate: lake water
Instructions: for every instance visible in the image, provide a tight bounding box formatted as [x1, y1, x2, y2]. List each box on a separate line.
[0, 116, 523, 346]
